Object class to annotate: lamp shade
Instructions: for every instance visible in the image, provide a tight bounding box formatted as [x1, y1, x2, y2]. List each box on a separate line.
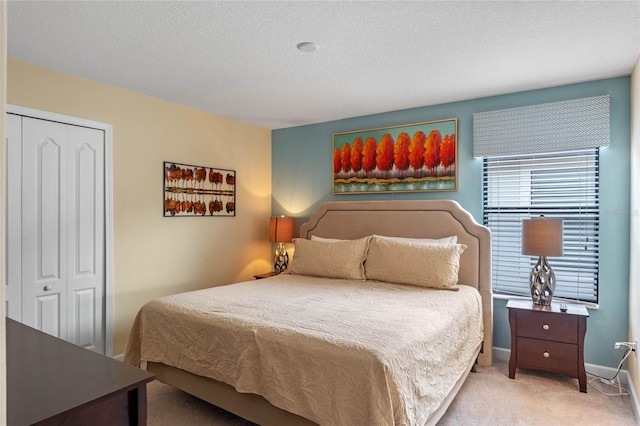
[522, 216, 563, 257]
[269, 216, 294, 243]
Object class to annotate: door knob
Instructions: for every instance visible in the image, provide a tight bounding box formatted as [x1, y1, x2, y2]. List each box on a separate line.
[43, 285, 52, 291]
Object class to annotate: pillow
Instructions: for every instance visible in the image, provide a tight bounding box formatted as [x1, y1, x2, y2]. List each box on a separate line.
[365, 237, 466, 290]
[288, 236, 371, 280]
[312, 235, 457, 244]
[310, 235, 345, 243]
[373, 234, 457, 245]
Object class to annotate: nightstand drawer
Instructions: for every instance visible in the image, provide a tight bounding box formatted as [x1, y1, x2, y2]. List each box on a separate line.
[517, 337, 578, 377]
[516, 310, 578, 344]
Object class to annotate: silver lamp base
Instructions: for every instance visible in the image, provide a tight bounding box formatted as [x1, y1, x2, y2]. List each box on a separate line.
[273, 243, 289, 275]
[529, 256, 556, 306]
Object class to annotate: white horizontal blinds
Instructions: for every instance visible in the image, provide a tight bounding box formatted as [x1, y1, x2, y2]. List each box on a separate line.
[483, 150, 599, 303]
[473, 95, 610, 157]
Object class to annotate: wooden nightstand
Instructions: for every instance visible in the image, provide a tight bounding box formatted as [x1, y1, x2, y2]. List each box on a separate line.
[254, 272, 275, 279]
[507, 299, 589, 392]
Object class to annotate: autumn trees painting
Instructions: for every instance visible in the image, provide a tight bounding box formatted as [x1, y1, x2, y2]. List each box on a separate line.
[333, 118, 457, 193]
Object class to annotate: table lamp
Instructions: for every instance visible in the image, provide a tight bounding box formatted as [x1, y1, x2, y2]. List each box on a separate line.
[269, 216, 294, 274]
[522, 215, 563, 306]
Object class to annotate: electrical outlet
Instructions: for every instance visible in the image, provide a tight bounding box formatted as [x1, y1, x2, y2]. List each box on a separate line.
[614, 341, 637, 350]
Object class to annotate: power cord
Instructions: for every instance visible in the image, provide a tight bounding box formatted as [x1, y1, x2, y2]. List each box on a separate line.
[586, 346, 633, 396]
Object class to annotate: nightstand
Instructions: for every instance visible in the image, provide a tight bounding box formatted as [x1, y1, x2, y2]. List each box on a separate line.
[507, 299, 589, 392]
[254, 272, 275, 279]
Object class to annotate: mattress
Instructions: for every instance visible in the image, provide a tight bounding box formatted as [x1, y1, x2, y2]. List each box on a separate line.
[124, 274, 483, 425]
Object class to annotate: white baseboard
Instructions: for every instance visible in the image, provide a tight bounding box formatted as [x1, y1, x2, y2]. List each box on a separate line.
[113, 353, 124, 361]
[625, 371, 640, 422]
[493, 346, 510, 362]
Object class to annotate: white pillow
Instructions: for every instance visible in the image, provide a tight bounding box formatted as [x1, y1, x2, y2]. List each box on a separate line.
[310, 235, 345, 243]
[373, 234, 457, 245]
[365, 237, 466, 290]
[288, 236, 371, 280]
[312, 235, 457, 244]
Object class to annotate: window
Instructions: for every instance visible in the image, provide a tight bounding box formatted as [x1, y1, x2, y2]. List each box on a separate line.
[483, 149, 599, 303]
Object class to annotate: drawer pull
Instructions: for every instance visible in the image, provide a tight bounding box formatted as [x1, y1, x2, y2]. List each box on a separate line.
[543, 351, 550, 358]
[542, 324, 550, 331]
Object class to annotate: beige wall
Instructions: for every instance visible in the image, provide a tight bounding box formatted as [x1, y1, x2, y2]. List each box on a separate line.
[630, 55, 640, 405]
[7, 59, 272, 354]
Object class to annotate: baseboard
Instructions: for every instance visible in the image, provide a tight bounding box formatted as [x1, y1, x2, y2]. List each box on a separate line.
[493, 346, 510, 362]
[113, 353, 124, 361]
[625, 371, 640, 422]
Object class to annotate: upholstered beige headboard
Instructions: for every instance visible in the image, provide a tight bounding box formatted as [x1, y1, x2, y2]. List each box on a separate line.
[299, 200, 493, 366]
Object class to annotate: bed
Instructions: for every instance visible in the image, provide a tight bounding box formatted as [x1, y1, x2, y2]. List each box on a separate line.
[124, 200, 492, 425]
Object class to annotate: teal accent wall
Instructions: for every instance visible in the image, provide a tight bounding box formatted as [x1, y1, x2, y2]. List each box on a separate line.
[272, 77, 631, 368]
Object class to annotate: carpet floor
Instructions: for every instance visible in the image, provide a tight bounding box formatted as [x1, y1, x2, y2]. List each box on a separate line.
[146, 359, 637, 425]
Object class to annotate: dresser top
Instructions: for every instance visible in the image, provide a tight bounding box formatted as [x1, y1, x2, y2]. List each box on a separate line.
[7, 319, 155, 425]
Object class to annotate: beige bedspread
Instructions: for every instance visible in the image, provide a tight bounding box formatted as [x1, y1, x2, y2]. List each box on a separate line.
[124, 274, 483, 425]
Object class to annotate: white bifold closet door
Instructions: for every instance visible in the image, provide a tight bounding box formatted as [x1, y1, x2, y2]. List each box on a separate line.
[6, 114, 105, 354]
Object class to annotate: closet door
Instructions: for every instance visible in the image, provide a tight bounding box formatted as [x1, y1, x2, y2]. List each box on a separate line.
[18, 116, 105, 353]
[21, 117, 69, 339]
[66, 124, 105, 353]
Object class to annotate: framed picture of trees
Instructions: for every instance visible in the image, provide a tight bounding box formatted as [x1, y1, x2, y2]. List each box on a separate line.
[332, 118, 457, 194]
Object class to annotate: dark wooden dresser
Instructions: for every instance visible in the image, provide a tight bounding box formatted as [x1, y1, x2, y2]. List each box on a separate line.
[7, 319, 155, 425]
[507, 299, 589, 392]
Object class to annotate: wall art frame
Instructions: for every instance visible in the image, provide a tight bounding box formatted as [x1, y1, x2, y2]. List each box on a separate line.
[332, 118, 458, 194]
[163, 161, 236, 217]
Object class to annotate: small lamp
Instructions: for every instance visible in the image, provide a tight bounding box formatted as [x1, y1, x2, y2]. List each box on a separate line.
[522, 215, 563, 306]
[269, 216, 295, 274]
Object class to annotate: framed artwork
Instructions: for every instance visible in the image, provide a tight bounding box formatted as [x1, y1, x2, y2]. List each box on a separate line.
[332, 118, 457, 194]
[163, 161, 236, 217]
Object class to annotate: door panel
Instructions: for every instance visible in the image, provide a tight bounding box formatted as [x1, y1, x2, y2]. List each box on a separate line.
[75, 144, 97, 274]
[38, 138, 63, 280]
[67, 125, 104, 353]
[74, 288, 96, 350]
[21, 118, 68, 339]
[37, 293, 61, 337]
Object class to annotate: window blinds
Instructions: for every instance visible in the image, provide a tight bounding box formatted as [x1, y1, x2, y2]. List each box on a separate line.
[483, 150, 599, 303]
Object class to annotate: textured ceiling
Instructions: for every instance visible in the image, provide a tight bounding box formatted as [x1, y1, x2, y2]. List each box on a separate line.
[7, 1, 640, 130]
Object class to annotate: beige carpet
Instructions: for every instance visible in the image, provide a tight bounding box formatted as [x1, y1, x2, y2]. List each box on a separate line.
[146, 359, 637, 425]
